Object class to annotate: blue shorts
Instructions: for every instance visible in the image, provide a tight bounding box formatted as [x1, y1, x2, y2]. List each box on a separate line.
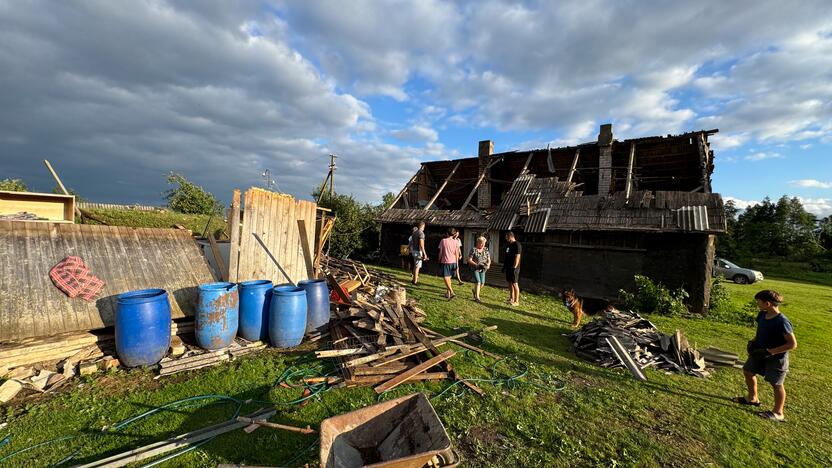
[473, 270, 486, 284]
[441, 263, 457, 278]
[743, 353, 789, 386]
[411, 252, 423, 269]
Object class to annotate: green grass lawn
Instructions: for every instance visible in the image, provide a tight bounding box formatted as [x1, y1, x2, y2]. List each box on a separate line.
[1, 269, 831, 467]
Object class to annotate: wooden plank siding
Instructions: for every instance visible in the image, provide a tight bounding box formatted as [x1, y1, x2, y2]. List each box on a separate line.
[230, 188, 317, 285]
[0, 221, 214, 342]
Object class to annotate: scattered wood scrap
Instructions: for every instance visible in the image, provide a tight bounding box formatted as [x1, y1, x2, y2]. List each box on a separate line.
[566, 309, 710, 378]
[317, 255, 500, 392]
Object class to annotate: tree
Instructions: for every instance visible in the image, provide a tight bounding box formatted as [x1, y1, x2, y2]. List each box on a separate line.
[818, 216, 832, 251]
[163, 173, 222, 215]
[313, 188, 392, 259]
[716, 199, 740, 258]
[0, 178, 27, 192]
[733, 196, 820, 259]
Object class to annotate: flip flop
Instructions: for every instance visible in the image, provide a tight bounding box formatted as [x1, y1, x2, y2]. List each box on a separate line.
[732, 396, 761, 406]
[757, 411, 785, 422]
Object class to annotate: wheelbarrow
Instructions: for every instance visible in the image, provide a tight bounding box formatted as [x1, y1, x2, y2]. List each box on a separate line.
[319, 393, 456, 468]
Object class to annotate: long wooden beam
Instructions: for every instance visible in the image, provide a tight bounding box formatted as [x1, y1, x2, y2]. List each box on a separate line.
[520, 151, 535, 174]
[461, 157, 504, 211]
[625, 143, 636, 199]
[386, 166, 423, 210]
[424, 161, 461, 210]
[566, 148, 581, 184]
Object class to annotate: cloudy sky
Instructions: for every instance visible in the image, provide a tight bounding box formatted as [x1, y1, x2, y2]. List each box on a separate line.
[1, 1, 830, 216]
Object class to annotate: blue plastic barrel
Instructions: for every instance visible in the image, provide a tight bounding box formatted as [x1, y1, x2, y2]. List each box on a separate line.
[238, 280, 273, 342]
[115, 289, 171, 368]
[269, 285, 307, 348]
[196, 282, 239, 350]
[298, 279, 330, 334]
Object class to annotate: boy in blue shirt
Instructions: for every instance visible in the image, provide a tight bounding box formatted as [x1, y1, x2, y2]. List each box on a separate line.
[734, 290, 797, 422]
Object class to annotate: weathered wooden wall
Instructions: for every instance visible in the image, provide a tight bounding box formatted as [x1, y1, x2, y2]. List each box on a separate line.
[0, 221, 215, 342]
[229, 188, 317, 284]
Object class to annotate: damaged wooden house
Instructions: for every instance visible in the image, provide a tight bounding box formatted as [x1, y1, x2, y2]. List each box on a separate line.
[377, 124, 727, 313]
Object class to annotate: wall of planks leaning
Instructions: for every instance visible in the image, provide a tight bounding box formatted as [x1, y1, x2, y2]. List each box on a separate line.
[0, 221, 216, 342]
[228, 188, 317, 285]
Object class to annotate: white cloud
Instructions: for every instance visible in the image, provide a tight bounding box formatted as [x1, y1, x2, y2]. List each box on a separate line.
[790, 179, 832, 189]
[724, 196, 758, 210]
[390, 125, 439, 143]
[744, 152, 783, 161]
[798, 197, 832, 217]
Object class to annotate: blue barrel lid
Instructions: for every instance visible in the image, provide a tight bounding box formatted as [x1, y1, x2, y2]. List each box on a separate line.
[199, 281, 238, 292]
[117, 288, 168, 304]
[298, 279, 327, 287]
[274, 285, 305, 295]
[240, 279, 273, 288]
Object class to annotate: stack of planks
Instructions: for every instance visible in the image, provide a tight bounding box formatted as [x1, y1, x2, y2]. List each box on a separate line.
[566, 309, 710, 379]
[317, 256, 499, 394]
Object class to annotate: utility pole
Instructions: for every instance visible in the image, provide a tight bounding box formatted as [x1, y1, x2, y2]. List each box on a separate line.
[328, 154, 336, 200]
[317, 154, 337, 203]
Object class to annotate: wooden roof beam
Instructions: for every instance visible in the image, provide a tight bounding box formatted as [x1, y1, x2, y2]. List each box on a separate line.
[386, 166, 423, 210]
[424, 161, 461, 210]
[461, 156, 504, 211]
[566, 148, 580, 185]
[625, 143, 636, 199]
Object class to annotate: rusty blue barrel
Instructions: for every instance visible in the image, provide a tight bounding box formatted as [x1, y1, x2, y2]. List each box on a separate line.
[298, 279, 330, 334]
[115, 289, 171, 367]
[196, 282, 239, 350]
[238, 280, 273, 342]
[269, 285, 307, 348]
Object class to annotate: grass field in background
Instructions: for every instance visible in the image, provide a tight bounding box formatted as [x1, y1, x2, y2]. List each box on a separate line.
[0, 267, 830, 466]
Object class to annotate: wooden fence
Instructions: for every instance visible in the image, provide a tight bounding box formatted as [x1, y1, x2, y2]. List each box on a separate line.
[228, 188, 317, 285]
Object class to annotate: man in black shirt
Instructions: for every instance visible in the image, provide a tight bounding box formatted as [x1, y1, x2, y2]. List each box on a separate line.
[502, 231, 522, 306]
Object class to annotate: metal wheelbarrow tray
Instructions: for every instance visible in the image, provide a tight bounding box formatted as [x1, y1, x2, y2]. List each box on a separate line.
[320, 392, 452, 468]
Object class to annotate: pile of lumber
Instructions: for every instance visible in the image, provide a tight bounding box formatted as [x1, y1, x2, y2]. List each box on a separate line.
[566, 309, 710, 379]
[318, 256, 498, 393]
[156, 338, 266, 377]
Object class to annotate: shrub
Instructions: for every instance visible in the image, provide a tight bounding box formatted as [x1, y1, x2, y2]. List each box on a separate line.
[706, 276, 757, 326]
[618, 275, 689, 316]
[0, 178, 27, 191]
[164, 173, 222, 215]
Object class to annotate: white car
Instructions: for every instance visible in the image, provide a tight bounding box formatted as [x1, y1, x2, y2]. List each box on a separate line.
[713, 258, 764, 284]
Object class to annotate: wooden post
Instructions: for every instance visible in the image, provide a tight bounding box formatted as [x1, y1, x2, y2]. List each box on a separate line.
[43, 159, 82, 221]
[566, 148, 580, 185]
[297, 219, 315, 279]
[424, 161, 461, 210]
[625, 143, 636, 199]
[386, 166, 423, 210]
[227, 189, 241, 282]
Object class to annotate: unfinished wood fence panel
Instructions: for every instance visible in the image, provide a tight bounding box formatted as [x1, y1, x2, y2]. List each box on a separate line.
[0, 221, 215, 342]
[230, 188, 317, 285]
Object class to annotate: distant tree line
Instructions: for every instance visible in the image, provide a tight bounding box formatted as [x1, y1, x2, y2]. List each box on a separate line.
[717, 196, 831, 263]
[313, 186, 393, 259]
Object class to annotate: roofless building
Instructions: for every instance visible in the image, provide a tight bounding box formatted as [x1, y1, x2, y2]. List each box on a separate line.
[377, 124, 726, 313]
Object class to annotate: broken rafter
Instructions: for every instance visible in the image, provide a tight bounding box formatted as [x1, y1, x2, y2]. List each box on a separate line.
[387, 166, 423, 210]
[625, 143, 636, 199]
[424, 161, 461, 210]
[461, 156, 503, 211]
[566, 148, 580, 185]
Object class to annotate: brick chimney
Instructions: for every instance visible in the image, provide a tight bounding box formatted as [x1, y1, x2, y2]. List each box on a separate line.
[477, 140, 493, 209]
[597, 124, 613, 195]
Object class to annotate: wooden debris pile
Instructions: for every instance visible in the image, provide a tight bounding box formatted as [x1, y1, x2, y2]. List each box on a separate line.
[156, 338, 265, 377]
[566, 309, 710, 378]
[318, 256, 498, 393]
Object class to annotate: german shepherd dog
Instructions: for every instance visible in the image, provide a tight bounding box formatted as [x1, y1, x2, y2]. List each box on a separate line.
[561, 289, 616, 328]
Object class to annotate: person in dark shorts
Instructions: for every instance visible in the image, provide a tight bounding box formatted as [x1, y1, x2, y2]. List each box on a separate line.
[409, 222, 428, 285]
[501, 231, 522, 306]
[733, 290, 797, 422]
[438, 228, 460, 299]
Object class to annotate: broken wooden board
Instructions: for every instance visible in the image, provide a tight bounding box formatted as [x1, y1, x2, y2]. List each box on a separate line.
[374, 350, 456, 394]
